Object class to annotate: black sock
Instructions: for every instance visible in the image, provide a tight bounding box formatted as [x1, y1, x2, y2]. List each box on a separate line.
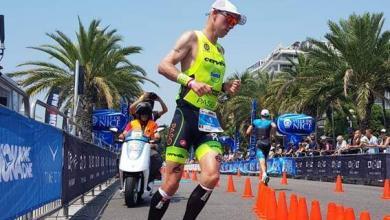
[183, 184, 213, 220]
[148, 189, 171, 220]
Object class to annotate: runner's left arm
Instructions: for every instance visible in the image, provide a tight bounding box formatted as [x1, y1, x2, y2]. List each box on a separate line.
[222, 80, 241, 96]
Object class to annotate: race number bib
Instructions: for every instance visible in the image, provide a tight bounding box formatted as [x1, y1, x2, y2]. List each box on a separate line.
[198, 108, 224, 133]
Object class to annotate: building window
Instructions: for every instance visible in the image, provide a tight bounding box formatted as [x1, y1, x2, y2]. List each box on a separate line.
[0, 86, 9, 107]
[280, 64, 293, 72]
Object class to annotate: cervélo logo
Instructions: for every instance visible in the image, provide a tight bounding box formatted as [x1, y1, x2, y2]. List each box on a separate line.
[204, 57, 225, 66]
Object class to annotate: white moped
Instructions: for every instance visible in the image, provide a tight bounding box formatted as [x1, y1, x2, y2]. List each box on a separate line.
[116, 127, 164, 207]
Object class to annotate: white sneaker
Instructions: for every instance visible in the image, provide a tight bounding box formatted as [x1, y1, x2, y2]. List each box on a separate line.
[262, 175, 270, 186]
[119, 188, 124, 196]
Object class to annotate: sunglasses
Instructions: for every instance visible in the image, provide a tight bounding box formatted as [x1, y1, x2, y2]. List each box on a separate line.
[216, 10, 240, 27]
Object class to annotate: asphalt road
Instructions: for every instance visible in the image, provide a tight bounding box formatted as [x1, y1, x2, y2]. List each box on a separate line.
[100, 175, 390, 220]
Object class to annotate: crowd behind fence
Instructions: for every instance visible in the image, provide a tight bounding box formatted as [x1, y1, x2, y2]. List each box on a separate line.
[219, 129, 390, 163]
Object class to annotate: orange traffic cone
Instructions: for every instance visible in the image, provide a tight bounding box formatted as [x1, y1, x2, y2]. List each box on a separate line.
[226, 175, 236, 192]
[360, 211, 371, 220]
[259, 186, 270, 218]
[281, 172, 288, 185]
[242, 177, 254, 198]
[288, 194, 298, 220]
[336, 205, 344, 220]
[237, 169, 241, 177]
[383, 215, 390, 220]
[297, 197, 309, 220]
[276, 191, 288, 220]
[185, 171, 190, 179]
[191, 171, 198, 182]
[382, 179, 390, 199]
[335, 175, 344, 192]
[266, 189, 278, 220]
[344, 207, 356, 220]
[253, 183, 265, 215]
[310, 200, 322, 220]
[327, 202, 337, 220]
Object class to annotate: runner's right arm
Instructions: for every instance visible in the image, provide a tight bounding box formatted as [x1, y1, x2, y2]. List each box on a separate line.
[158, 31, 212, 96]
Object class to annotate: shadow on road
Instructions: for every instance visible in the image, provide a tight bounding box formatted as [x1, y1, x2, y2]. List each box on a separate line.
[72, 180, 119, 220]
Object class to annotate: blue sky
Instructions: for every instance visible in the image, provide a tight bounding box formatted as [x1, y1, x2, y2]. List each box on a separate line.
[1, 0, 390, 124]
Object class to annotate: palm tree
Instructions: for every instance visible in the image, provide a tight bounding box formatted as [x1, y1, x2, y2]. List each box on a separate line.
[308, 13, 390, 130]
[264, 54, 336, 119]
[9, 19, 156, 141]
[218, 71, 272, 137]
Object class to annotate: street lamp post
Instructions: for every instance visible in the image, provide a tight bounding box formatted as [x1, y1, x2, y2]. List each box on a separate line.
[331, 105, 335, 146]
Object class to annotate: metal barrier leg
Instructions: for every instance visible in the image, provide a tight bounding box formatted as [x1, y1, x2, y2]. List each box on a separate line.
[92, 188, 95, 196]
[99, 184, 102, 191]
[81, 194, 85, 205]
[64, 205, 69, 219]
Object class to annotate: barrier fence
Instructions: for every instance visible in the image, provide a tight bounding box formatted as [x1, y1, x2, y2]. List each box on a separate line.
[185, 154, 390, 185]
[294, 153, 389, 183]
[0, 106, 117, 220]
[62, 132, 117, 205]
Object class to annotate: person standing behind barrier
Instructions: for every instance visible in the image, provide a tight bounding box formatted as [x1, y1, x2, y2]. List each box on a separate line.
[147, 0, 244, 219]
[345, 130, 368, 154]
[364, 129, 379, 154]
[334, 135, 348, 155]
[378, 129, 390, 152]
[246, 109, 276, 186]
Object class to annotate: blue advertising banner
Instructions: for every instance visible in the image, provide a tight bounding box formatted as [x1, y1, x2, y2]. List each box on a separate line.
[93, 130, 114, 146]
[220, 158, 296, 175]
[92, 110, 127, 131]
[286, 134, 304, 148]
[266, 157, 296, 175]
[0, 106, 63, 219]
[120, 99, 129, 121]
[277, 113, 315, 136]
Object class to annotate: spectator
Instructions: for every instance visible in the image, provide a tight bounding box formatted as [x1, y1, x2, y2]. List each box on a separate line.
[307, 134, 318, 149]
[321, 138, 334, 155]
[283, 142, 295, 157]
[223, 153, 229, 162]
[345, 130, 368, 154]
[295, 142, 306, 157]
[268, 145, 276, 158]
[233, 151, 242, 161]
[305, 134, 320, 156]
[378, 129, 390, 152]
[364, 129, 379, 154]
[346, 129, 355, 145]
[228, 150, 234, 162]
[334, 135, 348, 155]
[274, 143, 283, 157]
